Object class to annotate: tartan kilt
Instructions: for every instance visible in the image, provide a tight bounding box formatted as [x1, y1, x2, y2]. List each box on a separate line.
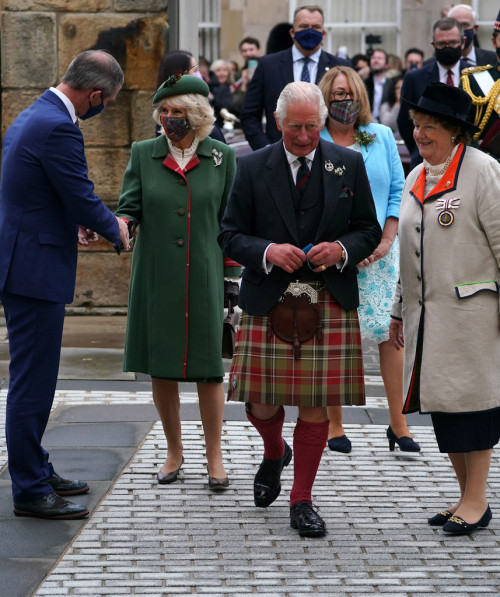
[228, 285, 366, 407]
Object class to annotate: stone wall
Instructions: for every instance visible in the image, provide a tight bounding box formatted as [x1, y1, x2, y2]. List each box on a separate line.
[0, 0, 169, 311]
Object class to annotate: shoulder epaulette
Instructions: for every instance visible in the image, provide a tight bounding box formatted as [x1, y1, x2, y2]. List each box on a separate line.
[462, 64, 493, 76]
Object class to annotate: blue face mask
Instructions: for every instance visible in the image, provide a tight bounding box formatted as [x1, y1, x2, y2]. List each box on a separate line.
[293, 28, 323, 51]
[463, 28, 475, 48]
[81, 91, 105, 120]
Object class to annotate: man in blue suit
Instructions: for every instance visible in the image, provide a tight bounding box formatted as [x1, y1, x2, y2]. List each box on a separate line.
[240, 5, 350, 150]
[0, 50, 130, 519]
[398, 17, 468, 169]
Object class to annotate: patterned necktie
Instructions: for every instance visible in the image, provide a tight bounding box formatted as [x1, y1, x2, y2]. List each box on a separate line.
[301, 58, 310, 82]
[296, 157, 310, 194]
[446, 69, 454, 86]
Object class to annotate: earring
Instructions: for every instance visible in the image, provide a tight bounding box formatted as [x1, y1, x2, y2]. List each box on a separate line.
[451, 136, 456, 143]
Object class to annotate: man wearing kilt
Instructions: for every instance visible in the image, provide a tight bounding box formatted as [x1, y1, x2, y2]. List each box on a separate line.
[218, 81, 381, 537]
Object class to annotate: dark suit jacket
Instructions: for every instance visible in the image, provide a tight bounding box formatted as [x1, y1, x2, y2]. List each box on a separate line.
[0, 90, 120, 304]
[397, 59, 468, 168]
[218, 139, 381, 315]
[240, 48, 350, 150]
[474, 47, 497, 67]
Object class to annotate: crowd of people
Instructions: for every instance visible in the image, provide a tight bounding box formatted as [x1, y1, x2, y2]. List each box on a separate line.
[0, 4, 499, 545]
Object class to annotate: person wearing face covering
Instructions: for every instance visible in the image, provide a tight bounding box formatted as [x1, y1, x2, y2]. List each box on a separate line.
[447, 4, 496, 67]
[460, 11, 500, 160]
[240, 4, 350, 150]
[397, 17, 468, 169]
[115, 75, 238, 491]
[0, 50, 130, 520]
[317, 66, 420, 455]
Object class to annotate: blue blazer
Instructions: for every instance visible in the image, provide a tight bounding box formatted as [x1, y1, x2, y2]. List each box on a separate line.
[320, 123, 404, 230]
[397, 59, 468, 168]
[218, 138, 381, 315]
[0, 90, 119, 304]
[240, 48, 350, 150]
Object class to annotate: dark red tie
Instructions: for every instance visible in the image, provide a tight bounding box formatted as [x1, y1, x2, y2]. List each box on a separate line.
[446, 69, 454, 86]
[296, 157, 310, 194]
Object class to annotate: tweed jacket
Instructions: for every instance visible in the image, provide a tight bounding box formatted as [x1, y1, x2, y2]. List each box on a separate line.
[391, 145, 500, 414]
[218, 138, 381, 316]
[115, 135, 236, 380]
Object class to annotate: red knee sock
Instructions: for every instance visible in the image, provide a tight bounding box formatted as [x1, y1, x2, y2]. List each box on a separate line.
[246, 405, 285, 460]
[289, 418, 329, 507]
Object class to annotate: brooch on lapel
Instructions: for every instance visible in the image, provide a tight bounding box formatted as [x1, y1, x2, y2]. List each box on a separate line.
[436, 197, 460, 228]
[212, 148, 223, 167]
[324, 160, 334, 172]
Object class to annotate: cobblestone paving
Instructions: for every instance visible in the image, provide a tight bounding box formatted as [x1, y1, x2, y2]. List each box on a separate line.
[2, 388, 499, 596]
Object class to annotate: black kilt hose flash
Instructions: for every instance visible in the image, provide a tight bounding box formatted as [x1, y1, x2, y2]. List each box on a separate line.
[228, 285, 366, 407]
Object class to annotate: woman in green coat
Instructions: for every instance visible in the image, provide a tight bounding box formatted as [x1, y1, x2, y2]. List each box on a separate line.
[115, 75, 237, 489]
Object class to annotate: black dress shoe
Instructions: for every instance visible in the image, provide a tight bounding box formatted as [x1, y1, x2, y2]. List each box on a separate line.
[386, 426, 421, 452]
[428, 509, 453, 526]
[290, 501, 327, 537]
[14, 492, 89, 519]
[327, 435, 352, 453]
[254, 441, 292, 508]
[46, 472, 89, 496]
[208, 475, 230, 490]
[157, 456, 184, 484]
[442, 505, 492, 535]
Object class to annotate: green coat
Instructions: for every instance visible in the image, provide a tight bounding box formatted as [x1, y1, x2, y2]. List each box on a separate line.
[115, 135, 236, 380]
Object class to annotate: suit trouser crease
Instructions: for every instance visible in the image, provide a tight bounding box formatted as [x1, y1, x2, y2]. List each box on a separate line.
[1, 291, 64, 502]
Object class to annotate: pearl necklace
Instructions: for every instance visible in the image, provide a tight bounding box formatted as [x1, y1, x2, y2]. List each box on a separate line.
[424, 154, 453, 177]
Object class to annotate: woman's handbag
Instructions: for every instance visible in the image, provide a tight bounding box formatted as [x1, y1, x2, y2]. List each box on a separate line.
[222, 280, 240, 359]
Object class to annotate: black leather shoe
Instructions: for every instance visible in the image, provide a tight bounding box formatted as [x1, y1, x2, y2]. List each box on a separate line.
[254, 441, 292, 507]
[387, 426, 421, 452]
[442, 505, 492, 535]
[327, 435, 352, 453]
[14, 492, 89, 519]
[157, 456, 184, 484]
[208, 475, 230, 490]
[428, 509, 453, 526]
[46, 472, 89, 496]
[290, 501, 327, 537]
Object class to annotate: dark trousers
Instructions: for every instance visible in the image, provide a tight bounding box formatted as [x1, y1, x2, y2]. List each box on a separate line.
[0, 291, 65, 503]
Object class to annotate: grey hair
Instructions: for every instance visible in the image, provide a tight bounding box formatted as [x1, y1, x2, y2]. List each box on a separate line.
[275, 82, 328, 128]
[62, 50, 124, 98]
[152, 93, 215, 140]
[448, 4, 477, 24]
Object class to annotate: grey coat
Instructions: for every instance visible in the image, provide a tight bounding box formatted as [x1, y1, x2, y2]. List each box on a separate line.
[392, 145, 500, 414]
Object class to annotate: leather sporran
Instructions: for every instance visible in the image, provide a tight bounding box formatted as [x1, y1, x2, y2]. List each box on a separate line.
[268, 283, 323, 360]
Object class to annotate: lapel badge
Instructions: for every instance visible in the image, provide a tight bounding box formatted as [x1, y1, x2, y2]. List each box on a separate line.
[324, 160, 334, 172]
[436, 197, 460, 210]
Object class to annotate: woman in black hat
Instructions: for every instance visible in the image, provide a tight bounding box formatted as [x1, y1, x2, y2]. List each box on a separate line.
[389, 82, 500, 535]
[115, 75, 238, 489]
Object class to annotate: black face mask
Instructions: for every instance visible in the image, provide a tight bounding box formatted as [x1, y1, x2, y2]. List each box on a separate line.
[434, 46, 462, 67]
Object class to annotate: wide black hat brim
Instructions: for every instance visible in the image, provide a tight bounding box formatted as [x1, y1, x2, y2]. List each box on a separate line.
[403, 96, 480, 134]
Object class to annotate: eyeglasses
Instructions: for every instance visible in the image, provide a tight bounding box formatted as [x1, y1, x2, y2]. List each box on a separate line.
[432, 40, 462, 50]
[329, 90, 353, 101]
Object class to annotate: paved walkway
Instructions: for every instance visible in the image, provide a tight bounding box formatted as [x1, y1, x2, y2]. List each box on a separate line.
[0, 316, 499, 596]
[1, 387, 499, 597]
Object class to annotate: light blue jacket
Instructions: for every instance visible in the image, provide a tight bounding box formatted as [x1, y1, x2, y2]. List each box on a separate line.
[320, 122, 404, 229]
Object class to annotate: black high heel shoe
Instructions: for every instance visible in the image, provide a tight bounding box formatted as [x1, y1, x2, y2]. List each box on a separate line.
[386, 426, 421, 452]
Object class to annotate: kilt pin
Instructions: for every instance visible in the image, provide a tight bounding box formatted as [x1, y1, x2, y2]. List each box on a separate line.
[219, 134, 381, 537]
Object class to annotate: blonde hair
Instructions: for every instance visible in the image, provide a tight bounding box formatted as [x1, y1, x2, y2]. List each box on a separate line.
[153, 93, 215, 140]
[318, 66, 373, 126]
[210, 59, 234, 85]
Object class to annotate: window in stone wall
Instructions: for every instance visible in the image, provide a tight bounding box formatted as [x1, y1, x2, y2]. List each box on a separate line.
[199, 0, 221, 62]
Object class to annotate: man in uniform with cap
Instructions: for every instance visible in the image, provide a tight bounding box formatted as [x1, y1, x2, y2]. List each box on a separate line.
[460, 10, 500, 159]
